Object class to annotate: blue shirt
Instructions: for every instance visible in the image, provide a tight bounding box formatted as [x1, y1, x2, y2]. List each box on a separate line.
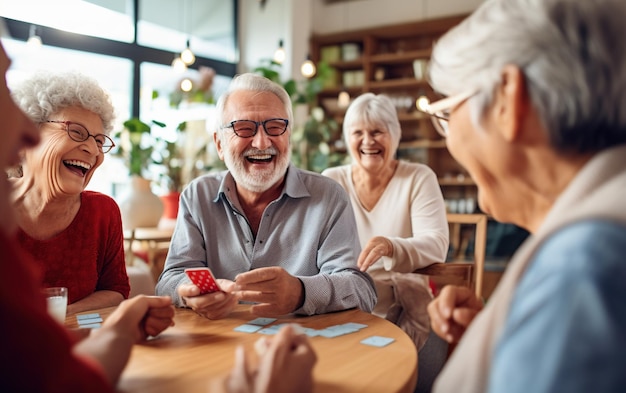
[156, 164, 377, 315]
[488, 219, 626, 393]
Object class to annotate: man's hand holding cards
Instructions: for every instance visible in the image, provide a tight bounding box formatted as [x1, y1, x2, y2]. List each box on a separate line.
[185, 267, 223, 294]
[179, 268, 239, 320]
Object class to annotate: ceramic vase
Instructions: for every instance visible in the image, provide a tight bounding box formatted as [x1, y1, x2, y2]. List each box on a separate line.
[118, 176, 164, 229]
[160, 191, 181, 220]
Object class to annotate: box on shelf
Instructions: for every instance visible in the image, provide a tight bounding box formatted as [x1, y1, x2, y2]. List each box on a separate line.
[413, 59, 427, 80]
[341, 43, 361, 61]
[320, 45, 341, 63]
[342, 70, 364, 87]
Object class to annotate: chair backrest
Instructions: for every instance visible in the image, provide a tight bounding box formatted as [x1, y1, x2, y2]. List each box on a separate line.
[414, 213, 487, 299]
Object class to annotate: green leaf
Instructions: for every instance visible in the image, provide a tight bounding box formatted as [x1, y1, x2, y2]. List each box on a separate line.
[123, 118, 151, 134]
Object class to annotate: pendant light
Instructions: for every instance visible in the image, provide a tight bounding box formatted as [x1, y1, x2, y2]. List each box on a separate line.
[172, 0, 195, 70]
[274, 39, 286, 64]
[172, 56, 187, 73]
[181, 0, 195, 65]
[26, 25, 42, 48]
[180, 78, 193, 92]
[416, 95, 430, 112]
[338, 90, 350, 108]
[300, 54, 316, 78]
[180, 39, 195, 66]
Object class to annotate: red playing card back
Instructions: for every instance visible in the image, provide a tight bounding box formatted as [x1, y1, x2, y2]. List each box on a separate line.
[184, 267, 221, 294]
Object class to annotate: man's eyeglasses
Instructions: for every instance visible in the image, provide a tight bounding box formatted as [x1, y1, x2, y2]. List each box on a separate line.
[222, 118, 289, 138]
[46, 120, 115, 153]
[419, 90, 476, 137]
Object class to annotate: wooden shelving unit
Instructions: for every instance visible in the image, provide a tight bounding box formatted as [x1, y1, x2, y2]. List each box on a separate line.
[310, 14, 476, 205]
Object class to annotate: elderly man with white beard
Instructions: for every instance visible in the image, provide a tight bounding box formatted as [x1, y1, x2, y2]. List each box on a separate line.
[156, 73, 377, 320]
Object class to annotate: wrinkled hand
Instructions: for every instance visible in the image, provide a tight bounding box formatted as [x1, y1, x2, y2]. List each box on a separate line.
[357, 236, 394, 272]
[226, 325, 317, 393]
[234, 267, 304, 317]
[178, 279, 239, 320]
[103, 295, 175, 342]
[427, 285, 483, 344]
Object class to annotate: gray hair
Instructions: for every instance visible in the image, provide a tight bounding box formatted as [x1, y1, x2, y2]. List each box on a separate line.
[342, 93, 401, 154]
[214, 73, 293, 135]
[429, 0, 626, 154]
[11, 70, 115, 134]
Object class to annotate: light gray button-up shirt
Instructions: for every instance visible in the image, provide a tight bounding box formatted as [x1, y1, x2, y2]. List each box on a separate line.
[156, 164, 377, 315]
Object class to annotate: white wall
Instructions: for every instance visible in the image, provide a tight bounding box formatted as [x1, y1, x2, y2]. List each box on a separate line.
[312, 0, 483, 34]
[239, 0, 483, 80]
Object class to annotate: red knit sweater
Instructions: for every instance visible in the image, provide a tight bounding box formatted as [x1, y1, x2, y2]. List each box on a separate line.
[0, 231, 113, 392]
[17, 191, 130, 303]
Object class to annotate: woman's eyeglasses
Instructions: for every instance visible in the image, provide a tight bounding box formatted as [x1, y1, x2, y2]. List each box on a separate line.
[418, 90, 476, 137]
[46, 120, 115, 153]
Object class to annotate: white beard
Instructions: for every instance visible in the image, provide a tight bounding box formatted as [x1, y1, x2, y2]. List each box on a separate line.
[223, 145, 291, 193]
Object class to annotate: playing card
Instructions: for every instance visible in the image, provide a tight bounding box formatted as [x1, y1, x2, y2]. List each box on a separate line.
[185, 267, 221, 294]
[247, 317, 278, 326]
[360, 336, 395, 347]
[234, 324, 263, 333]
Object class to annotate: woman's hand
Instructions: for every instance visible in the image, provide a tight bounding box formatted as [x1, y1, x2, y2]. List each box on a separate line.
[224, 324, 317, 393]
[357, 236, 394, 272]
[104, 295, 175, 342]
[427, 285, 483, 344]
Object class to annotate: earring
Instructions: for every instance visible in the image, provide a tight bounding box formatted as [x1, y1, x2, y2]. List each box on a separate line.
[6, 165, 23, 178]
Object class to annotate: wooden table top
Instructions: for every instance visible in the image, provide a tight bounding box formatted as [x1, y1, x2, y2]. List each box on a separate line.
[67, 304, 417, 393]
[123, 227, 173, 242]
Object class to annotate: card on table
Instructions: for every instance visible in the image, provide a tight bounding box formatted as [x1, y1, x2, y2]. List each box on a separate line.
[78, 317, 103, 325]
[78, 322, 102, 329]
[341, 322, 368, 330]
[234, 324, 263, 333]
[247, 317, 277, 326]
[257, 326, 281, 335]
[76, 313, 100, 321]
[360, 336, 395, 347]
[76, 313, 103, 327]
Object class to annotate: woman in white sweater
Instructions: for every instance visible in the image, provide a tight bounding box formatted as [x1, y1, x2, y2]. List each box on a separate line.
[322, 93, 449, 393]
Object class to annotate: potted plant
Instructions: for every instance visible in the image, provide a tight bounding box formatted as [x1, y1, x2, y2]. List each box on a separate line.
[253, 59, 347, 172]
[152, 121, 187, 219]
[151, 120, 226, 219]
[114, 117, 166, 177]
[113, 118, 166, 229]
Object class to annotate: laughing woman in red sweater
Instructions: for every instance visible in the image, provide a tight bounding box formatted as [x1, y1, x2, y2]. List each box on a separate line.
[10, 71, 130, 315]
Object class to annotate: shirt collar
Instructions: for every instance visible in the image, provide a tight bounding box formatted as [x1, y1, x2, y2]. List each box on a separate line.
[214, 163, 311, 205]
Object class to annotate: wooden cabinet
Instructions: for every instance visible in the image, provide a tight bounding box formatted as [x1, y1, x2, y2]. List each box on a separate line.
[310, 14, 476, 209]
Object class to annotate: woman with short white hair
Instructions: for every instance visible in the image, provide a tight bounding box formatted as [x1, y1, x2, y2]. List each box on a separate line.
[423, 0, 626, 392]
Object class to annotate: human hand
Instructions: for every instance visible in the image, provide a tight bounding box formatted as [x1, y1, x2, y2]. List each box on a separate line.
[178, 279, 239, 319]
[357, 236, 394, 272]
[427, 285, 483, 344]
[226, 325, 317, 393]
[103, 295, 175, 342]
[234, 267, 304, 317]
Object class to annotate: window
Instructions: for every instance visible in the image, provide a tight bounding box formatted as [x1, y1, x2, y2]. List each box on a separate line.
[1, 0, 134, 43]
[138, 0, 237, 63]
[1, 1, 237, 196]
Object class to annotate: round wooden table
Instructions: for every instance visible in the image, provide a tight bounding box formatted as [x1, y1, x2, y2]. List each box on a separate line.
[68, 304, 418, 393]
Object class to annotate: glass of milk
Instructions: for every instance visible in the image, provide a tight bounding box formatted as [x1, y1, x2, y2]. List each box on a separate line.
[43, 287, 68, 324]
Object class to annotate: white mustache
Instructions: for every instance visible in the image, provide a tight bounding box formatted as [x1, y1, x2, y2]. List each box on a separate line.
[243, 147, 278, 157]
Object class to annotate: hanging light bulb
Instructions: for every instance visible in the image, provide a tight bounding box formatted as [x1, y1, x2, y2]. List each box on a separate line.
[26, 25, 42, 48]
[172, 56, 187, 73]
[180, 39, 195, 65]
[416, 95, 430, 112]
[338, 90, 351, 108]
[273, 39, 286, 64]
[300, 55, 316, 78]
[180, 78, 193, 92]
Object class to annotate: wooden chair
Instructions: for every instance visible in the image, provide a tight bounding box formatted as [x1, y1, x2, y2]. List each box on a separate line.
[414, 213, 487, 299]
